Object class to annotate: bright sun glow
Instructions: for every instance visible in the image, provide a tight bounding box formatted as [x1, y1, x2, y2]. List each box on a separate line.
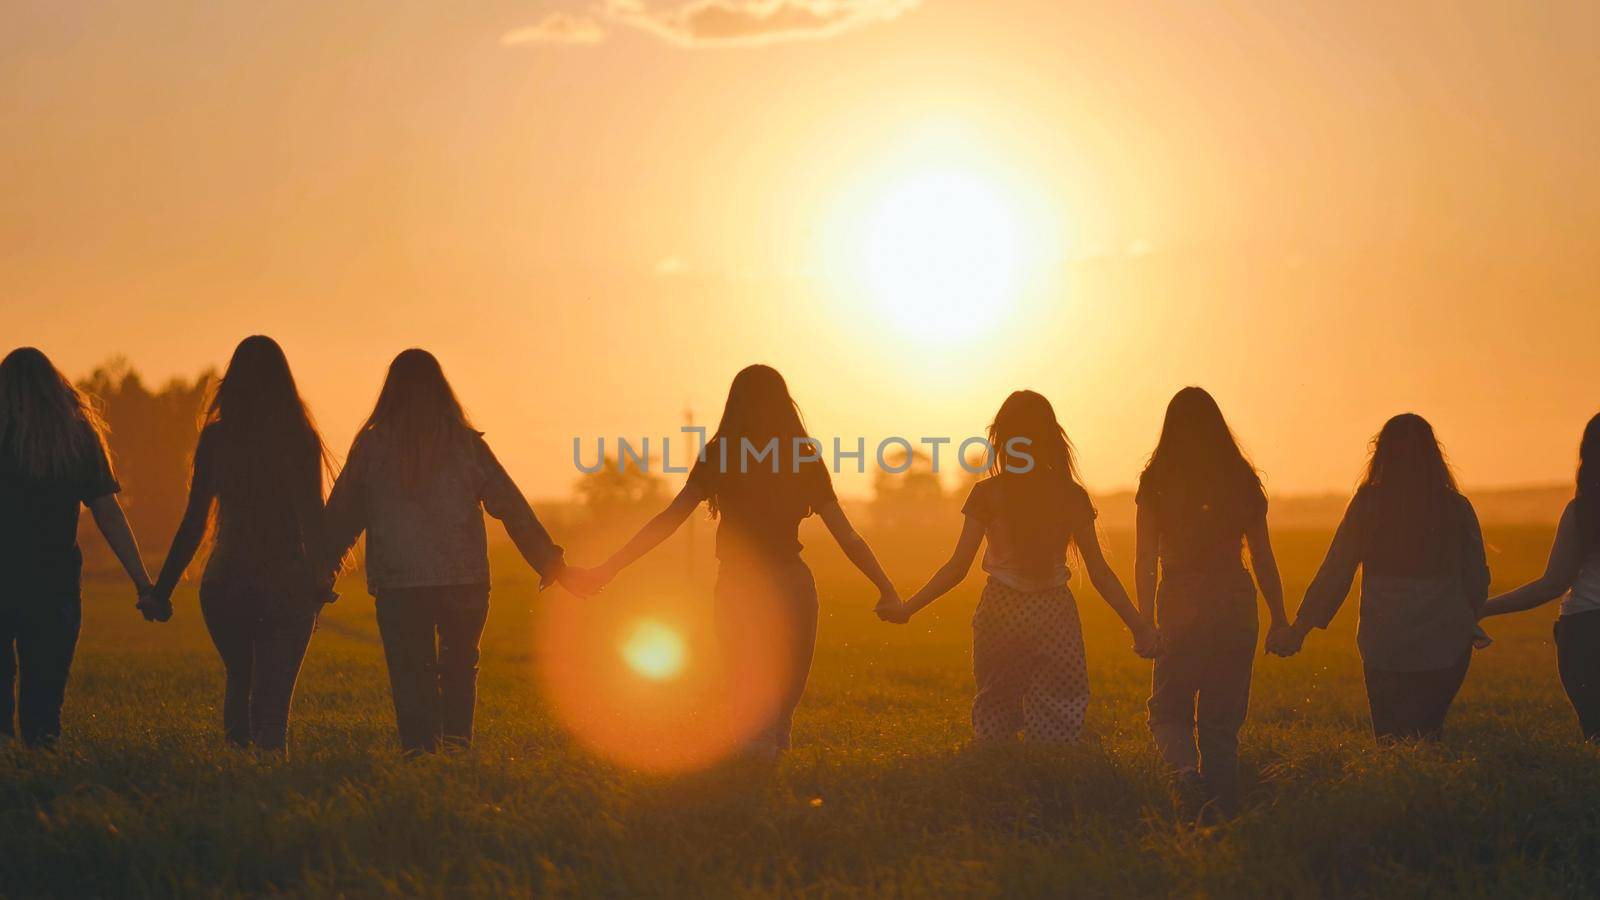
[854, 166, 1032, 344]
[620, 620, 687, 681]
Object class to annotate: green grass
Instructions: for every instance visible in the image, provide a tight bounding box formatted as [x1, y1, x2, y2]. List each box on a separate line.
[3, 522, 1598, 897]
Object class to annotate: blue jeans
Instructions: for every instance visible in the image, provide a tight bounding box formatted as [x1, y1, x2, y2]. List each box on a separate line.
[374, 584, 491, 752]
[200, 581, 318, 751]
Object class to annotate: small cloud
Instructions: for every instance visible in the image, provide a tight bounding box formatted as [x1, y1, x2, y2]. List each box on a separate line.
[1124, 237, 1155, 258]
[501, 12, 606, 46]
[655, 255, 690, 276]
[603, 0, 918, 47]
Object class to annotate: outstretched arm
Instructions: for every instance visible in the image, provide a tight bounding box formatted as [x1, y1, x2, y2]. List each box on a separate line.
[148, 462, 216, 615]
[595, 481, 706, 581]
[1245, 514, 1289, 629]
[817, 501, 898, 607]
[1482, 502, 1581, 618]
[895, 514, 985, 621]
[87, 494, 154, 596]
[478, 439, 566, 585]
[1076, 519, 1160, 655]
[1134, 504, 1159, 627]
[1291, 497, 1364, 641]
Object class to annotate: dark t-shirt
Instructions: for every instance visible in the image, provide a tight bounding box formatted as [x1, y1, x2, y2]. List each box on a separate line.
[687, 445, 837, 562]
[962, 475, 1096, 590]
[1136, 474, 1266, 575]
[0, 440, 120, 598]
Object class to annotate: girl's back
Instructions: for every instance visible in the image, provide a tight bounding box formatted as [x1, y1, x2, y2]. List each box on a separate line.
[962, 472, 1093, 592]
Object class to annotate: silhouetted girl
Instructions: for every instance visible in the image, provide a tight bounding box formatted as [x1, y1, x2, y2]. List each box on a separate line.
[584, 364, 898, 758]
[147, 336, 331, 752]
[1136, 387, 1286, 808]
[885, 391, 1157, 744]
[1281, 414, 1489, 742]
[324, 349, 578, 754]
[0, 348, 155, 747]
[1480, 412, 1600, 741]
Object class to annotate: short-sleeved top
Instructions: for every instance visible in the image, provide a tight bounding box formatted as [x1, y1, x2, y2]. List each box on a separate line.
[1136, 476, 1266, 576]
[962, 475, 1096, 592]
[687, 447, 837, 563]
[0, 439, 120, 599]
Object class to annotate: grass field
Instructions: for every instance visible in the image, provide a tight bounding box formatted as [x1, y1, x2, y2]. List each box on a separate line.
[3, 517, 1599, 898]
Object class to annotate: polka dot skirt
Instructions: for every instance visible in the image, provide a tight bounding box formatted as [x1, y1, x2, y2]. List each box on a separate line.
[970, 580, 1090, 744]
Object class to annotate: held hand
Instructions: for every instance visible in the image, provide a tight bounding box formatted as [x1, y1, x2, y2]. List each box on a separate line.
[136, 588, 173, 623]
[1266, 622, 1306, 657]
[1132, 622, 1162, 659]
[875, 590, 910, 625]
[1471, 624, 1494, 651]
[558, 565, 612, 599]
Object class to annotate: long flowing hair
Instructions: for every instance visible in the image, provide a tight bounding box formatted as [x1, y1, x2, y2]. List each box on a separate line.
[1576, 412, 1600, 553]
[1138, 386, 1265, 543]
[1356, 413, 1461, 573]
[201, 336, 328, 553]
[703, 364, 810, 519]
[353, 349, 478, 487]
[0, 347, 114, 481]
[986, 390, 1086, 577]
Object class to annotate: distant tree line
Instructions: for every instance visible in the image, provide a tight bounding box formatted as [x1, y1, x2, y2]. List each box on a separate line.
[76, 359, 214, 572]
[71, 359, 975, 574]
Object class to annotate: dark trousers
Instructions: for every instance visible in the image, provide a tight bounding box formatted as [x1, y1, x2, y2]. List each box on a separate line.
[1147, 572, 1258, 798]
[200, 584, 318, 752]
[374, 584, 490, 753]
[1363, 650, 1471, 742]
[714, 557, 818, 751]
[0, 594, 82, 747]
[1555, 610, 1600, 741]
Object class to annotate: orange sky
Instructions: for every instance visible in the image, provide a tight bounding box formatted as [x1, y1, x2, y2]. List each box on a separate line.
[3, 0, 1596, 499]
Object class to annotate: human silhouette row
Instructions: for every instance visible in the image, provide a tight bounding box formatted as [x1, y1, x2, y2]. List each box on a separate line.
[3, 341, 1597, 813]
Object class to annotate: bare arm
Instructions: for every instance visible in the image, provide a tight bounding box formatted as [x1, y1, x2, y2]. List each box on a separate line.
[150, 465, 215, 603]
[598, 481, 706, 578]
[1245, 513, 1289, 628]
[1134, 503, 1159, 626]
[1075, 518, 1151, 639]
[900, 514, 985, 617]
[87, 495, 153, 593]
[1482, 502, 1581, 618]
[817, 501, 897, 601]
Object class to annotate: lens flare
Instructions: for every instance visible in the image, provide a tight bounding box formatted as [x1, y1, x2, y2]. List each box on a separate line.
[621, 620, 686, 681]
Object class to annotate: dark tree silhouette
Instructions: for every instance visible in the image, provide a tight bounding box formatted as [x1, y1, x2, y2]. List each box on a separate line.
[76, 359, 214, 571]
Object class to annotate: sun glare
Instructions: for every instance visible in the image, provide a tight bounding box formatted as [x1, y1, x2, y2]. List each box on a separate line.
[620, 620, 687, 681]
[859, 168, 1026, 342]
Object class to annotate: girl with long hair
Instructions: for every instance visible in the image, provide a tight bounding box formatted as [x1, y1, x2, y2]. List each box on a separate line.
[1278, 414, 1489, 742]
[882, 391, 1157, 744]
[1136, 387, 1286, 810]
[580, 364, 898, 758]
[146, 336, 331, 752]
[0, 348, 154, 747]
[324, 349, 582, 754]
[1479, 412, 1600, 740]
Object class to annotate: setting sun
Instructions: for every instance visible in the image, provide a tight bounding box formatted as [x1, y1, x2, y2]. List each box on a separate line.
[857, 167, 1028, 343]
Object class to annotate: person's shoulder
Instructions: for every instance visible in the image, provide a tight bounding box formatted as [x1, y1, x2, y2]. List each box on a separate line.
[961, 476, 999, 516]
[1134, 467, 1161, 506]
[1065, 479, 1097, 521]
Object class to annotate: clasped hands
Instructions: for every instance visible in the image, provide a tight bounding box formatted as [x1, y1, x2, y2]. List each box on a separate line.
[1264, 620, 1307, 657]
[135, 583, 173, 623]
